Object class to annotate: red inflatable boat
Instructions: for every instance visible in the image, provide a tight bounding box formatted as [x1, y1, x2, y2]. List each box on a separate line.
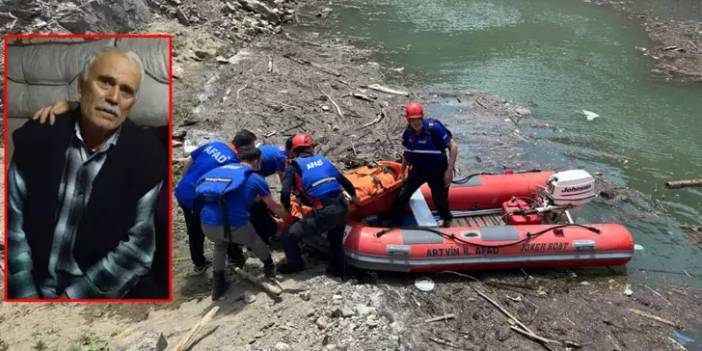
[294, 161, 635, 272]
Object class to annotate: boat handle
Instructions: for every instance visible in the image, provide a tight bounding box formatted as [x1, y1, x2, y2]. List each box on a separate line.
[387, 245, 411, 256]
[573, 240, 596, 251]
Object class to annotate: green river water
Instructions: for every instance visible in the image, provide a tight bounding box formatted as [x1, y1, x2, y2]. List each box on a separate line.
[313, 0, 702, 343]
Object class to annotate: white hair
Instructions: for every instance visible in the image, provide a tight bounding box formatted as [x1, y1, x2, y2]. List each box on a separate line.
[81, 47, 145, 90]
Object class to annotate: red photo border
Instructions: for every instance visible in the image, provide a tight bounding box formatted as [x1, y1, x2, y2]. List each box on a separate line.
[3, 33, 173, 304]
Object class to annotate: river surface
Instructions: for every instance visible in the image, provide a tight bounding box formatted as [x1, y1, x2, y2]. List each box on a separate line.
[310, 0, 702, 344]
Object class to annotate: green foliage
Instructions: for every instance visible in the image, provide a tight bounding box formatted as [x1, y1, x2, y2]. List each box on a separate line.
[32, 340, 47, 351]
[68, 333, 110, 351]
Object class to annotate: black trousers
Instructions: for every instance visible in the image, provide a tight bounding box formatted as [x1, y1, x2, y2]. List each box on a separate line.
[389, 161, 452, 222]
[249, 201, 277, 244]
[282, 195, 349, 271]
[180, 204, 239, 266]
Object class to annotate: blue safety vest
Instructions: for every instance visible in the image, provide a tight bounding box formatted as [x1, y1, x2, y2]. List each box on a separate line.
[294, 155, 342, 201]
[402, 119, 450, 168]
[195, 164, 253, 235]
[175, 141, 239, 209]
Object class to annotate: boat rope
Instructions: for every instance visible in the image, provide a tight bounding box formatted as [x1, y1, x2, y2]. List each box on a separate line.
[452, 172, 493, 185]
[375, 223, 601, 249]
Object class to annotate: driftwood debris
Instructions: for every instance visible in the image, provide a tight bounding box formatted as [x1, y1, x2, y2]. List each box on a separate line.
[233, 267, 283, 301]
[362, 110, 385, 128]
[644, 285, 673, 306]
[365, 84, 409, 96]
[263, 98, 298, 109]
[174, 306, 219, 351]
[283, 53, 341, 77]
[475, 97, 489, 110]
[428, 336, 460, 349]
[351, 92, 375, 102]
[283, 32, 322, 47]
[474, 287, 580, 350]
[474, 288, 538, 337]
[263, 122, 305, 138]
[510, 326, 557, 351]
[680, 224, 702, 234]
[440, 270, 480, 282]
[236, 84, 248, 100]
[424, 314, 456, 323]
[665, 179, 702, 189]
[629, 308, 678, 328]
[318, 84, 344, 119]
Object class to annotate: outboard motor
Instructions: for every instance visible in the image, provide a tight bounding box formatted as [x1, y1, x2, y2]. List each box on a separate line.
[538, 170, 596, 223]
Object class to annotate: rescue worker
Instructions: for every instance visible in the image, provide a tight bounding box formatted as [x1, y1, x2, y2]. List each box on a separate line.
[196, 146, 292, 300]
[246, 144, 290, 245]
[257, 144, 288, 181]
[175, 129, 256, 274]
[278, 133, 361, 278]
[389, 102, 458, 227]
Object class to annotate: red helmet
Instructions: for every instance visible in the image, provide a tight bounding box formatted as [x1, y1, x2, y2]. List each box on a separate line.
[291, 133, 314, 152]
[405, 102, 424, 119]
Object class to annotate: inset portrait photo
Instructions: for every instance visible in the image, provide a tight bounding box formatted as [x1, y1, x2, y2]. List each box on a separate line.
[3, 34, 172, 302]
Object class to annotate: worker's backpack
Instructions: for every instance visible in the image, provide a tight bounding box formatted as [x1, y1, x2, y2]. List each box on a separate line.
[427, 118, 453, 149]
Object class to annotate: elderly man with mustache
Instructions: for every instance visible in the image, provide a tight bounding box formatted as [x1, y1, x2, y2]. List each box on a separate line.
[7, 47, 166, 299]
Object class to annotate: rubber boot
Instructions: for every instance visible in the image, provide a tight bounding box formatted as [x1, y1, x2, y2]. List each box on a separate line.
[211, 270, 229, 301]
[263, 257, 276, 279]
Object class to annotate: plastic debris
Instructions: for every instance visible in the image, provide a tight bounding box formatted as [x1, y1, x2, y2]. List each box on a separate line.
[673, 330, 695, 345]
[414, 277, 435, 292]
[582, 110, 600, 121]
[624, 284, 633, 296]
[244, 294, 257, 304]
[634, 244, 644, 251]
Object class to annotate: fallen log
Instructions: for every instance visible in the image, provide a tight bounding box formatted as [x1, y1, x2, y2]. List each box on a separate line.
[365, 84, 409, 96]
[665, 179, 702, 189]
